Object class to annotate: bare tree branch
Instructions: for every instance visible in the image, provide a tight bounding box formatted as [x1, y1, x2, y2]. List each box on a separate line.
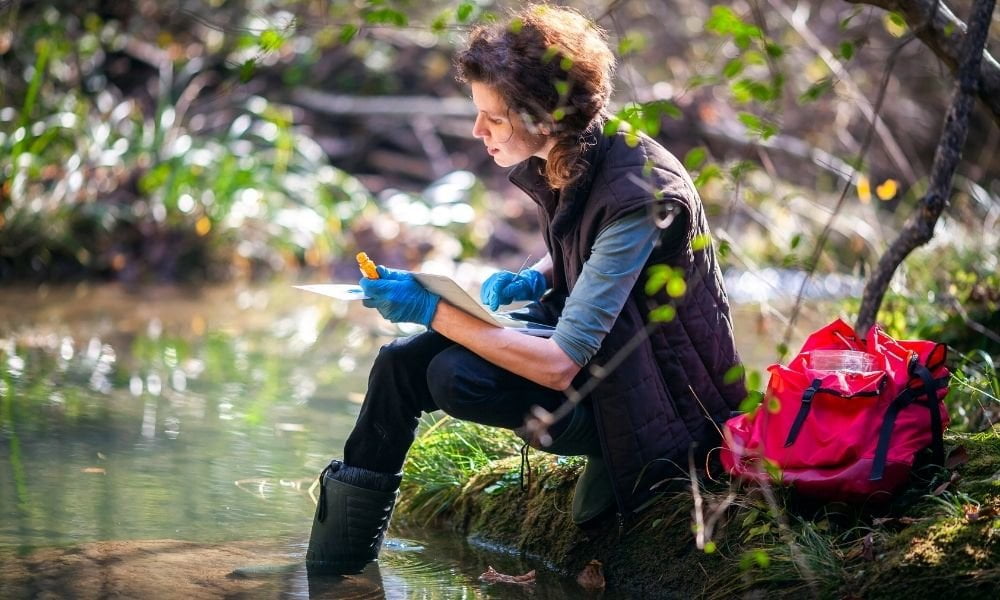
[846, 0, 1000, 125]
[855, 0, 996, 335]
[768, 0, 921, 184]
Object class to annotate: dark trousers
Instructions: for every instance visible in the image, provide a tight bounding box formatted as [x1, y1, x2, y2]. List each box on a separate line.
[343, 330, 572, 474]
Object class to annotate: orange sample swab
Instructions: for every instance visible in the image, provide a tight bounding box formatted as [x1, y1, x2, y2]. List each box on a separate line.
[356, 252, 379, 279]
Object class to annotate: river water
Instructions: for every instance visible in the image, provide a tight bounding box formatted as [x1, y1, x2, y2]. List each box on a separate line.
[0, 280, 833, 598]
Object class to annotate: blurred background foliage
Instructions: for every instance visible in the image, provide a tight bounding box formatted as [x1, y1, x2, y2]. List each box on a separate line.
[0, 0, 997, 350]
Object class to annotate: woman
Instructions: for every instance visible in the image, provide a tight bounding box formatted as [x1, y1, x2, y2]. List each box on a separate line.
[306, 4, 745, 576]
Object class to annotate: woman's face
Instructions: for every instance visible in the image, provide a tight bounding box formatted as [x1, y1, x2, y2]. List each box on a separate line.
[470, 81, 554, 167]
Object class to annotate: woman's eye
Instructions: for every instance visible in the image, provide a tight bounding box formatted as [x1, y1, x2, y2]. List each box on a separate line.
[492, 119, 503, 125]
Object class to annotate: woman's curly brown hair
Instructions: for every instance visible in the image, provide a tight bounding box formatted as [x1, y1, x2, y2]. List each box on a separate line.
[455, 3, 615, 190]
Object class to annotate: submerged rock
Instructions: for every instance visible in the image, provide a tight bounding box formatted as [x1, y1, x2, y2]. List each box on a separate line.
[0, 539, 389, 599]
[0, 540, 297, 598]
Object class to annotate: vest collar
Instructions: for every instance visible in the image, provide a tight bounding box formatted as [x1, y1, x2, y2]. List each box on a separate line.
[508, 122, 610, 237]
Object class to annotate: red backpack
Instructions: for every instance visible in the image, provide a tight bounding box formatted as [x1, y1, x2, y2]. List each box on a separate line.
[721, 318, 950, 502]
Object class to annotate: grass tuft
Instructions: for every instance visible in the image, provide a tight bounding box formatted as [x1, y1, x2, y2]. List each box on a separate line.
[397, 416, 523, 526]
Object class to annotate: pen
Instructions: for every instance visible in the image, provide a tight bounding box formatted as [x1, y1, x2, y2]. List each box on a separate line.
[514, 254, 532, 281]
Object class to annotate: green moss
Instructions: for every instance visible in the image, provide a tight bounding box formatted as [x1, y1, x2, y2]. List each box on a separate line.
[397, 423, 1000, 598]
[860, 427, 1000, 598]
[951, 428, 1000, 499]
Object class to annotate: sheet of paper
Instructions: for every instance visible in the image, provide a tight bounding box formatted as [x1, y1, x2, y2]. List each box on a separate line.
[412, 273, 504, 327]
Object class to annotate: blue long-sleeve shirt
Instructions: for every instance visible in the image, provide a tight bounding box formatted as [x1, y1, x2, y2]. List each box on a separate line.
[552, 208, 680, 366]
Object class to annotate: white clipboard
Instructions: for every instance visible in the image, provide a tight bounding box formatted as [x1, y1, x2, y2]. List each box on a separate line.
[296, 275, 556, 337]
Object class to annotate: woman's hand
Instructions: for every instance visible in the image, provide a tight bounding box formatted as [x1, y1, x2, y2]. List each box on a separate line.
[480, 269, 548, 311]
[359, 266, 440, 327]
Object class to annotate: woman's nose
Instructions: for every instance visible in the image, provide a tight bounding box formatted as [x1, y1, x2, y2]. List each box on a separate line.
[472, 114, 488, 139]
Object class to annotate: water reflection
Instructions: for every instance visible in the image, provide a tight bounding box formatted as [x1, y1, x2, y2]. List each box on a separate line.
[0, 283, 636, 599]
[245, 533, 627, 599]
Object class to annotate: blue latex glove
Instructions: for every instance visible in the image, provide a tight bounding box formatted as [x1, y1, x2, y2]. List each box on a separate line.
[479, 268, 548, 311]
[359, 265, 440, 327]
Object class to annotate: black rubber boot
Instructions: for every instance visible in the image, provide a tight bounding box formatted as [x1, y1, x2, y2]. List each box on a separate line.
[306, 460, 400, 576]
[519, 404, 616, 526]
[569, 454, 615, 526]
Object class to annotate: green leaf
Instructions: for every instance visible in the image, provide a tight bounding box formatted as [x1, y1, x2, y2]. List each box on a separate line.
[339, 24, 359, 44]
[684, 147, 708, 171]
[764, 42, 784, 58]
[650, 305, 677, 322]
[686, 74, 721, 89]
[642, 158, 655, 178]
[717, 239, 731, 258]
[456, 1, 475, 23]
[888, 12, 906, 27]
[798, 77, 835, 104]
[704, 541, 717, 554]
[139, 163, 171, 193]
[705, 6, 740, 35]
[838, 41, 855, 60]
[554, 80, 569, 96]
[724, 364, 745, 385]
[666, 276, 687, 298]
[737, 112, 778, 140]
[560, 56, 574, 71]
[770, 72, 786, 99]
[840, 7, 863, 30]
[365, 8, 408, 26]
[615, 101, 678, 138]
[706, 6, 762, 40]
[618, 32, 648, 56]
[723, 58, 745, 79]
[740, 549, 771, 570]
[238, 58, 257, 83]
[644, 265, 670, 295]
[762, 458, 782, 482]
[650, 99, 682, 120]
[731, 78, 773, 103]
[259, 29, 284, 53]
[603, 117, 622, 137]
[693, 164, 722, 188]
[738, 391, 763, 413]
[691, 232, 712, 251]
[729, 160, 756, 179]
[747, 370, 761, 392]
[738, 112, 762, 130]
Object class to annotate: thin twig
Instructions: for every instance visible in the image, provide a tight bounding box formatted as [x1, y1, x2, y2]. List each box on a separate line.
[782, 33, 915, 350]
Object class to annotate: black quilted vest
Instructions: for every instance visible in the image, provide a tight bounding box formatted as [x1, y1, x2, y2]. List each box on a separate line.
[509, 128, 746, 514]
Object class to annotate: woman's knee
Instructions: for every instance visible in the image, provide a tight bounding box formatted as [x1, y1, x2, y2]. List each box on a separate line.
[426, 346, 483, 420]
[370, 331, 447, 378]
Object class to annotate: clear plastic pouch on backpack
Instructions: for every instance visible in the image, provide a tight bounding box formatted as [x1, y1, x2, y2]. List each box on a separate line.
[808, 349, 878, 373]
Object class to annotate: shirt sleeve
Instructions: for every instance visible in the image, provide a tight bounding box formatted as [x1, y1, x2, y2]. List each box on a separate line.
[552, 208, 673, 367]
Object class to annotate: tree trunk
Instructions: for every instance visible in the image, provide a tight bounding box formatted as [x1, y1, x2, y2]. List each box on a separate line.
[855, 0, 996, 335]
